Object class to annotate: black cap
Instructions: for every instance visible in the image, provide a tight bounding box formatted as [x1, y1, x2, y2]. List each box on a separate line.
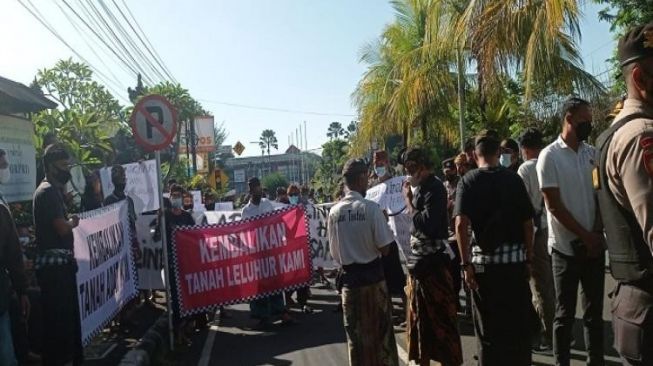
[442, 158, 455, 170]
[474, 129, 499, 146]
[342, 158, 368, 178]
[618, 21, 653, 67]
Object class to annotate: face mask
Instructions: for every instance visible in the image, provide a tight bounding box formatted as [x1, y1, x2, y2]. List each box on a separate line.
[53, 166, 71, 185]
[19, 237, 30, 246]
[114, 182, 126, 193]
[183, 204, 193, 211]
[171, 198, 183, 209]
[205, 203, 215, 211]
[374, 166, 386, 177]
[499, 153, 512, 168]
[289, 196, 299, 205]
[0, 167, 10, 185]
[445, 174, 457, 182]
[575, 121, 592, 142]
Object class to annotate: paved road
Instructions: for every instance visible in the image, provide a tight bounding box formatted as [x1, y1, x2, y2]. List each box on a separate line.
[180, 273, 623, 366]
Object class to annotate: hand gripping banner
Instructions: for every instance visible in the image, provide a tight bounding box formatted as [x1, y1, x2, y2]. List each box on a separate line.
[171, 205, 312, 317]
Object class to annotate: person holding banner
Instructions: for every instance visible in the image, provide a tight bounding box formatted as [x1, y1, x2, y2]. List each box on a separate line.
[242, 177, 295, 329]
[284, 184, 312, 312]
[328, 158, 398, 366]
[0, 149, 29, 366]
[33, 144, 83, 366]
[400, 148, 463, 366]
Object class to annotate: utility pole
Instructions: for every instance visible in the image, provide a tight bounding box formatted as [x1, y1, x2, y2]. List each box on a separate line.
[296, 128, 301, 184]
[456, 48, 466, 151]
[303, 120, 308, 183]
[190, 117, 198, 174]
[185, 120, 191, 177]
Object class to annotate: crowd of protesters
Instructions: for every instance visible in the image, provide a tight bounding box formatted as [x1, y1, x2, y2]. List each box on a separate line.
[1, 21, 653, 366]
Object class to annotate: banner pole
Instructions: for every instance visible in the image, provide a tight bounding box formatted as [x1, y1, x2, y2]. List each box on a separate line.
[156, 150, 175, 351]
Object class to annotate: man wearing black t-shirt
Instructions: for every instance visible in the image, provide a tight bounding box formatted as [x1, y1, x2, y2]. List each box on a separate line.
[453, 130, 535, 366]
[33, 144, 83, 366]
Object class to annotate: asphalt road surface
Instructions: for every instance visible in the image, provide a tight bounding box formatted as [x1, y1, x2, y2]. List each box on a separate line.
[180, 273, 623, 366]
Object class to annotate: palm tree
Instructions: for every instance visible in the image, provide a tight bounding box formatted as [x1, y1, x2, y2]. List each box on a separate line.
[258, 129, 279, 157]
[326, 122, 345, 140]
[344, 120, 358, 139]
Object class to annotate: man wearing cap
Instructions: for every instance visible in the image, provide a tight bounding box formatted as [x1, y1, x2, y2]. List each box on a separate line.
[242, 177, 294, 328]
[537, 97, 605, 366]
[518, 128, 555, 353]
[33, 144, 83, 365]
[454, 130, 535, 365]
[595, 22, 653, 365]
[328, 158, 398, 366]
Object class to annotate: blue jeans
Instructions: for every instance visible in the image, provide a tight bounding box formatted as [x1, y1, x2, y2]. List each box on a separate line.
[0, 311, 17, 366]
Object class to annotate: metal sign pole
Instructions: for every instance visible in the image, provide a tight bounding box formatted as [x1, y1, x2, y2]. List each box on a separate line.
[155, 150, 175, 351]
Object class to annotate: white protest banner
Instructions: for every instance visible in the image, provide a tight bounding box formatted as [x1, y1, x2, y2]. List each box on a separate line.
[389, 213, 412, 263]
[100, 160, 159, 213]
[213, 202, 234, 211]
[134, 213, 165, 289]
[365, 176, 407, 215]
[205, 210, 243, 225]
[305, 203, 335, 268]
[0, 115, 36, 203]
[74, 202, 138, 345]
[190, 190, 204, 212]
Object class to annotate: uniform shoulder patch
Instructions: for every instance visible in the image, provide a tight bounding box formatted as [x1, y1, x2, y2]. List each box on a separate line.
[641, 136, 653, 177]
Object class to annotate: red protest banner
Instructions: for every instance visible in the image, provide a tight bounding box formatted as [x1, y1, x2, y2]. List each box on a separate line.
[171, 205, 312, 316]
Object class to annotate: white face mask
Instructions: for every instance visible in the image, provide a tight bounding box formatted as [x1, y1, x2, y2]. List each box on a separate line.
[289, 196, 299, 205]
[499, 153, 512, 168]
[374, 166, 386, 177]
[0, 167, 10, 185]
[171, 197, 183, 209]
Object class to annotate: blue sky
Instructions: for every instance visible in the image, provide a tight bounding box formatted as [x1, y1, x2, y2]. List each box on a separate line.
[1, 1, 616, 157]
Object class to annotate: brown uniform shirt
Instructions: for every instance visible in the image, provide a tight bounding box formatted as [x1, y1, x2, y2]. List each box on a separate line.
[606, 98, 653, 250]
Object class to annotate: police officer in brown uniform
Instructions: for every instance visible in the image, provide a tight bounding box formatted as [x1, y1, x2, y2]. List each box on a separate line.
[595, 21, 653, 366]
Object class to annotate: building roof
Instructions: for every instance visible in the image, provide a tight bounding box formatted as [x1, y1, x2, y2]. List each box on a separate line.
[225, 151, 321, 168]
[0, 75, 57, 114]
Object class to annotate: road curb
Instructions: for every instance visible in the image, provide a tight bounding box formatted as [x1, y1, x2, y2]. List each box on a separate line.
[118, 314, 169, 366]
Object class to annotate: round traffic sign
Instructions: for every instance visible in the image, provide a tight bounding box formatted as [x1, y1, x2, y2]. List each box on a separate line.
[130, 95, 178, 151]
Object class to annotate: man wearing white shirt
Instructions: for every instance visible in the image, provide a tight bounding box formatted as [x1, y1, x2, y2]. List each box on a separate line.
[537, 97, 605, 366]
[242, 177, 293, 329]
[518, 128, 555, 352]
[328, 159, 398, 366]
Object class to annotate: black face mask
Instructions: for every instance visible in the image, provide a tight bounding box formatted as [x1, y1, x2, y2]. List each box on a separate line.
[205, 203, 215, 211]
[114, 182, 126, 193]
[445, 174, 457, 182]
[575, 121, 592, 142]
[251, 193, 262, 205]
[183, 204, 193, 211]
[53, 166, 71, 185]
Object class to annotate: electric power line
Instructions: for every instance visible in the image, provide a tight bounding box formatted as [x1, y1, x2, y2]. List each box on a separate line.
[197, 98, 356, 117]
[18, 0, 131, 104]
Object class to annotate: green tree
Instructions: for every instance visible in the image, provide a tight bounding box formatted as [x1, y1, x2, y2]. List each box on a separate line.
[343, 120, 359, 140]
[32, 59, 123, 171]
[258, 129, 279, 157]
[326, 122, 345, 140]
[312, 139, 349, 196]
[261, 172, 289, 199]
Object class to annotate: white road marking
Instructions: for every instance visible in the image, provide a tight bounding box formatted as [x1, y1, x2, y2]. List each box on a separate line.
[397, 341, 410, 365]
[198, 325, 218, 366]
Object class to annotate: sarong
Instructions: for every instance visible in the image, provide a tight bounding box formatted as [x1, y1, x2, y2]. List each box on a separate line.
[342, 280, 398, 366]
[406, 266, 463, 365]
